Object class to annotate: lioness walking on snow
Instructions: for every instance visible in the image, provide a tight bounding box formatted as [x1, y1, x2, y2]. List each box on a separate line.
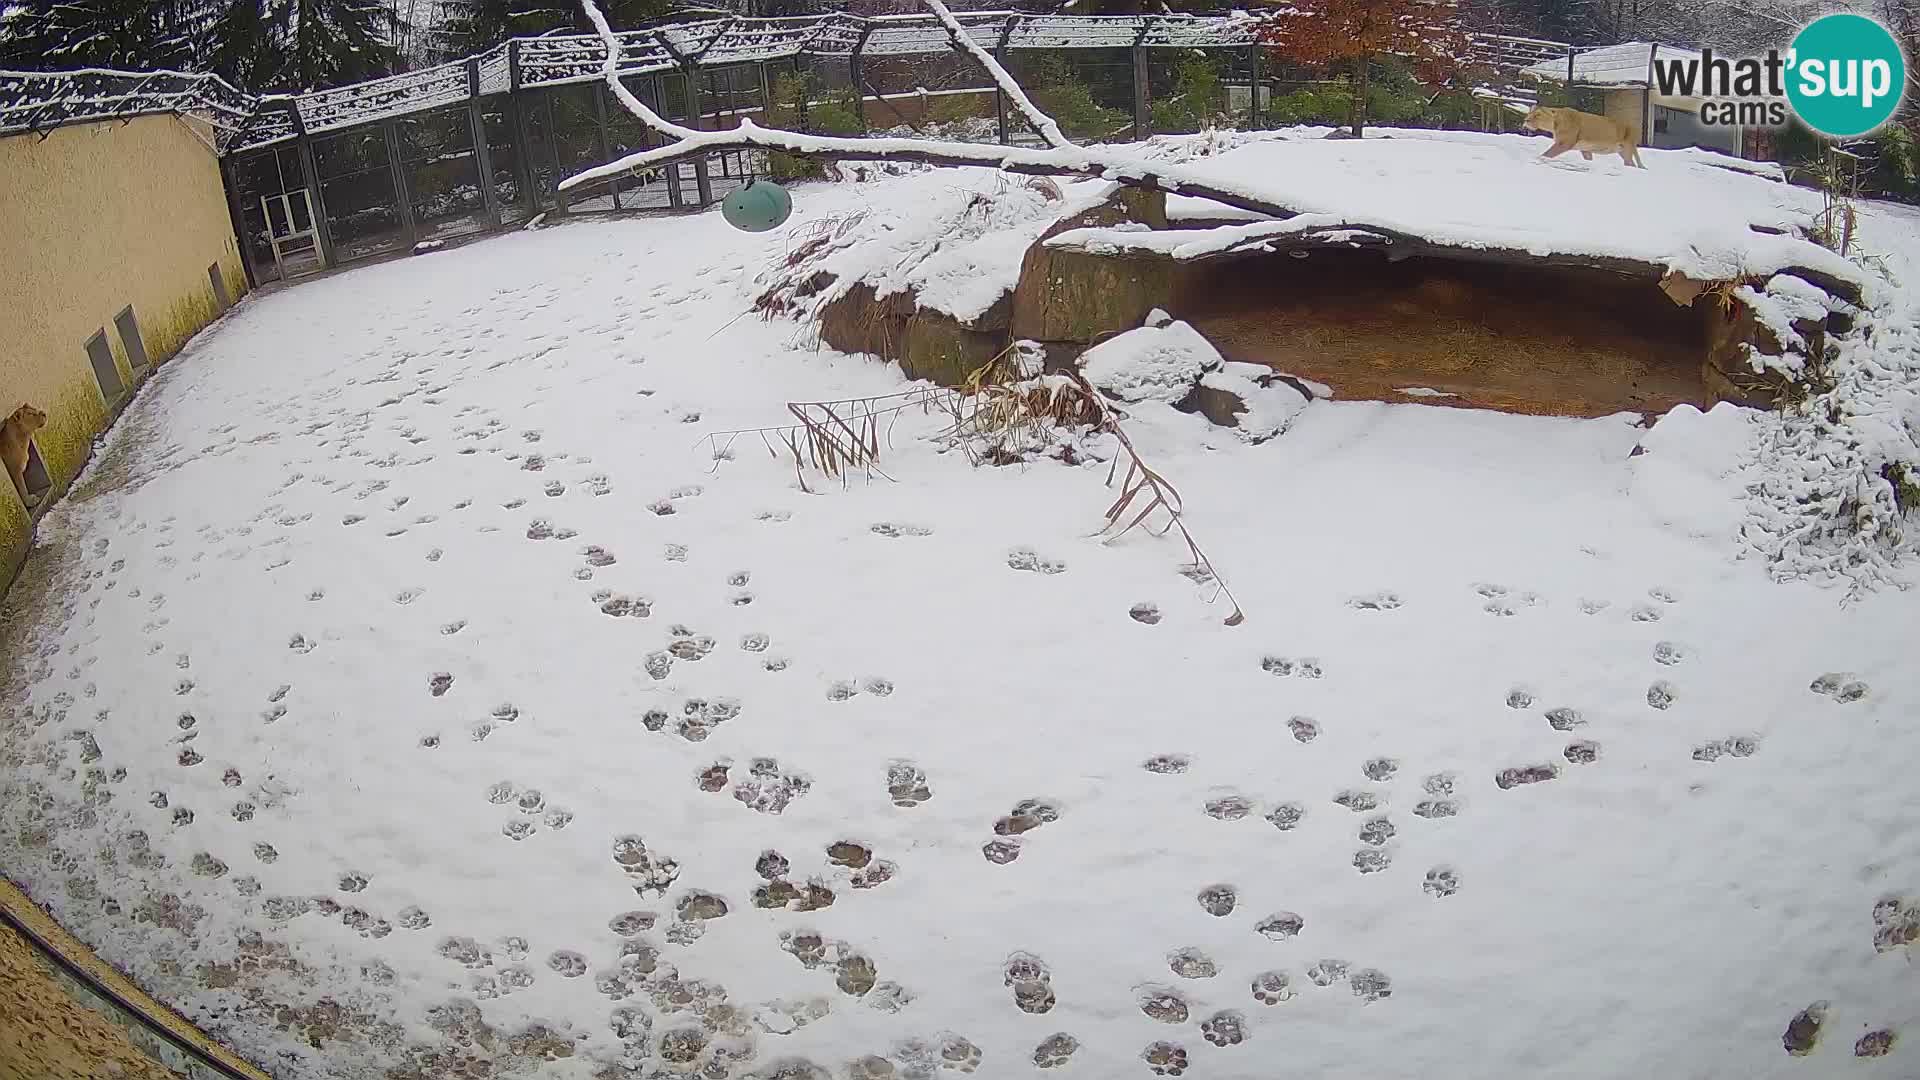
[1521, 106, 1646, 169]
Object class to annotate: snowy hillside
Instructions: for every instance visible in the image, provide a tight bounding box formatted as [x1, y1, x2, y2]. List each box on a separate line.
[1, 144, 1916, 1079]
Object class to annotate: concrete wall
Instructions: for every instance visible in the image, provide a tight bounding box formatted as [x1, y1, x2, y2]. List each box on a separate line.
[0, 113, 246, 585]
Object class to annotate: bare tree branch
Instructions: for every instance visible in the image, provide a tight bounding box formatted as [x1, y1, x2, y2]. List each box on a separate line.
[922, 0, 1072, 149]
[564, 0, 1315, 222]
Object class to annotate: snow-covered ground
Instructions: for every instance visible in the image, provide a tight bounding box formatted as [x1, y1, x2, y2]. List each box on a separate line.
[3, 144, 1918, 1080]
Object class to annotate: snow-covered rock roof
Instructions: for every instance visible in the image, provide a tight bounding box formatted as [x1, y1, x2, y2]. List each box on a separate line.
[1057, 129, 1863, 297]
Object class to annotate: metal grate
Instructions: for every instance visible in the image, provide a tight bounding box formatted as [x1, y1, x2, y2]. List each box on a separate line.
[84, 329, 124, 405]
[114, 305, 150, 371]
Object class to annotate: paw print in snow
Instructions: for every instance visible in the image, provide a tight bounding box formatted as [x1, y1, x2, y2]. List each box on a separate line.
[1333, 790, 1380, 812]
[1265, 802, 1305, 831]
[1143, 1042, 1189, 1076]
[1129, 602, 1161, 625]
[1254, 912, 1303, 940]
[1495, 764, 1558, 789]
[1653, 641, 1686, 665]
[1007, 548, 1067, 574]
[1287, 717, 1319, 743]
[1564, 740, 1601, 765]
[1138, 987, 1189, 1024]
[1350, 968, 1392, 1003]
[1206, 794, 1255, 821]
[1200, 1010, 1248, 1046]
[870, 522, 932, 538]
[1362, 757, 1398, 781]
[1424, 867, 1460, 897]
[1033, 1034, 1078, 1069]
[1505, 687, 1535, 709]
[1004, 952, 1056, 1014]
[1646, 681, 1676, 709]
[1810, 672, 1869, 703]
[1250, 971, 1293, 1005]
[1306, 959, 1349, 987]
[1348, 591, 1401, 611]
[1352, 848, 1392, 874]
[1143, 753, 1190, 774]
[428, 673, 453, 697]
[1358, 816, 1395, 846]
[1196, 884, 1237, 917]
[995, 798, 1059, 835]
[887, 760, 932, 807]
[1167, 947, 1218, 979]
[1546, 706, 1584, 730]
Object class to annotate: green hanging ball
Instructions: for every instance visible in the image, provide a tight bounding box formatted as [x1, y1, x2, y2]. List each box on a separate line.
[721, 180, 793, 233]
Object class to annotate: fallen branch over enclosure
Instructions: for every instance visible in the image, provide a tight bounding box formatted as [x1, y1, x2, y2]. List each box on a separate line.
[566, 0, 1315, 223]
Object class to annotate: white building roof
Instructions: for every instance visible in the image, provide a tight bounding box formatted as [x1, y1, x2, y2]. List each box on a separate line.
[1522, 41, 1695, 88]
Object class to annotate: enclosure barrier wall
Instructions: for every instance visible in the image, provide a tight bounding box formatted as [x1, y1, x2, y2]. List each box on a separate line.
[0, 112, 248, 583]
[0, 17, 1584, 288]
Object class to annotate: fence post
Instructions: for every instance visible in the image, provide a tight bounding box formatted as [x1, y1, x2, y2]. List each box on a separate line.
[289, 102, 335, 269]
[1247, 44, 1262, 129]
[655, 73, 684, 208]
[995, 16, 1019, 144]
[218, 155, 260, 289]
[467, 58, 501, 227]
[593, 80, 617, 208]
[383, 119, 418, 249]
[686, 64, 713, 204]
[851, 24, 872, 133]
[508, 41, 543, 213]
[1132, 20, 1153, 140]
[1642, 42, 1656, 147]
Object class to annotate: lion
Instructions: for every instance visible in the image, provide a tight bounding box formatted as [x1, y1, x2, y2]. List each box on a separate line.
[2, 403, 48, 508]
[1521, 106, 1645, 168]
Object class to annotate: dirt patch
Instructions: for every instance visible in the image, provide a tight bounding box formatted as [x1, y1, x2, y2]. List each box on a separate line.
[1174, 249, 1714, 417]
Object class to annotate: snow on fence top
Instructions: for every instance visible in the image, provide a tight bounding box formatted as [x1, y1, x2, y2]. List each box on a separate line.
[0, 66, 256, 150]
[2, 14, 1573, 155]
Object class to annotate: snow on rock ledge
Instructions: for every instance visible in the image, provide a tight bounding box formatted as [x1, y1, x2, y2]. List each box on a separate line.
[1079, 313, 1222, 404]
[1079, 314, 1311, 442]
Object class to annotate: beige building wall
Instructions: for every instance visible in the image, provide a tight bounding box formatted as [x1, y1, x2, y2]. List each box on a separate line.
[1603, 88, 1647, 141]
[0, 112, 246, 583]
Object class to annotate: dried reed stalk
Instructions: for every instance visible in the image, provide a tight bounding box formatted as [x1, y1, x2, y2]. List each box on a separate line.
[703, 351, 1247, 624]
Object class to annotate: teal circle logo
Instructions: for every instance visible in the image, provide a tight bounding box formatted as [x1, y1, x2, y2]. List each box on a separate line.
[1787, 13, 1906, 137]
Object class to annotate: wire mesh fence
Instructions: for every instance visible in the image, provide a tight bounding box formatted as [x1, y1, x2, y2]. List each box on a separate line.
[7, 16, 1730, 283]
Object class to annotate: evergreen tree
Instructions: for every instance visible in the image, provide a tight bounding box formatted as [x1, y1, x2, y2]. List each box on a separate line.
[0, 0, 198, 71]
[201, 0, 282, 87]
[274, 0, 402, 89]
